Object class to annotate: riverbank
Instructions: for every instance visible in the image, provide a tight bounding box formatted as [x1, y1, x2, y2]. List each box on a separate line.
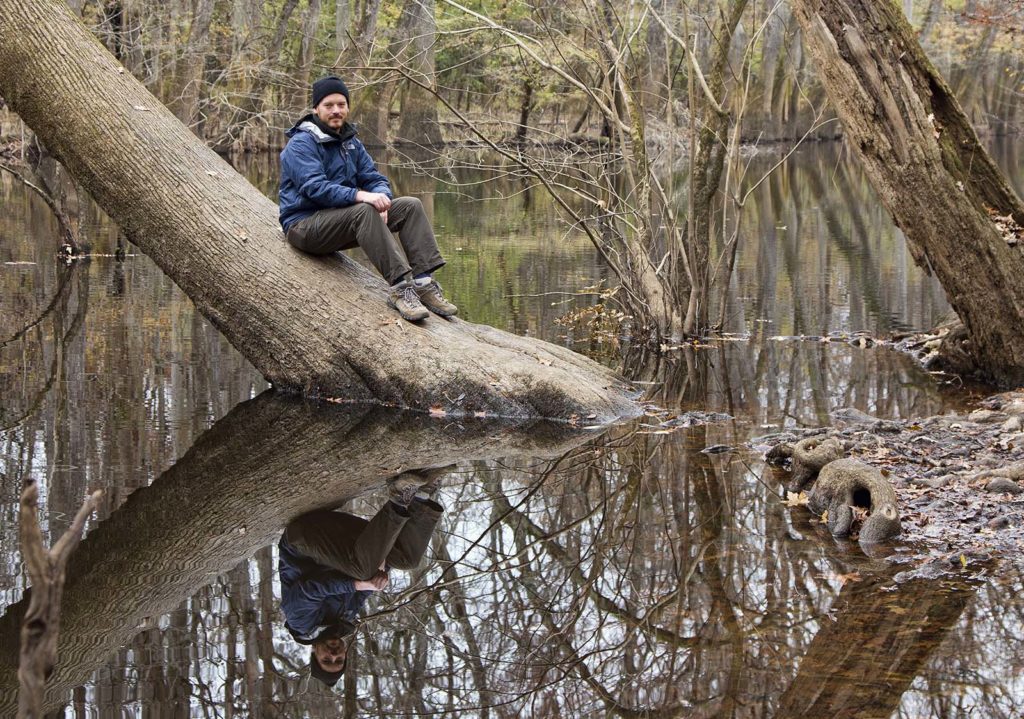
[752, 389, 1024, 572]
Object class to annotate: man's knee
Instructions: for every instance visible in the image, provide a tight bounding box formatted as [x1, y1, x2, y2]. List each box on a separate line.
[351, 202, 380, 223]
[348, 558, 379, 581]
[392, 196, 423, 214]
[387, 553, 418, 571]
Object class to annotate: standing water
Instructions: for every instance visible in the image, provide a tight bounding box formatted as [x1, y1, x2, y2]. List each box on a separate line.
[0, 140, 1021, 716]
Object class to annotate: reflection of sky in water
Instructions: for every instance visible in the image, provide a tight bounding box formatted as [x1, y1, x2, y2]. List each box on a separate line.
[0, 140, 1022, 715]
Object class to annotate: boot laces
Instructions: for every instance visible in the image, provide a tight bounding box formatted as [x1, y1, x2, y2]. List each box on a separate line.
[402, 284, 423, 307]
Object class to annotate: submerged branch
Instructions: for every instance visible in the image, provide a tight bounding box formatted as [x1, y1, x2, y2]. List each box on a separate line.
[0, 161, 79, 253]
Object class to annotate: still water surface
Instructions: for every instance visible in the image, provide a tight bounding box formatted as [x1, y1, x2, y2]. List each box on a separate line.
[0, 141, 1022, 716]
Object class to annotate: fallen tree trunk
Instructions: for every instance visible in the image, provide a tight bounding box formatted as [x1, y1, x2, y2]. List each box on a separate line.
[0, 393, 597, 714]
[789, 0, 1024, 386]
[0, 0, 638, 421]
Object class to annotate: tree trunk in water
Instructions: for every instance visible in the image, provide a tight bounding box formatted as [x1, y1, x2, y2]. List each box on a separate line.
[335, 0, 349, 54]
[775, 574, 974, 717]
[0, 393, 597, 714]
[0, 0, 638, 420]
[348, 0, 391, 148]
[686, 0, 749, 334]
[789, 0, 1024, 386]
[169, 0, 215, 126]
[394, 0, 444, 147]
[290, 0, 323, 114]
[514, 76, 533, 144]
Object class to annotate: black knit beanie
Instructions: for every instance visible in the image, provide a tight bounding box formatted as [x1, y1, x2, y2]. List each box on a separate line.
[311, 76, 350, 108]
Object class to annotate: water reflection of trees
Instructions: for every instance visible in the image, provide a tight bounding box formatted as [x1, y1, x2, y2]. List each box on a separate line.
[331, 427, 1021, 718]
[2, 412, 1018, 715]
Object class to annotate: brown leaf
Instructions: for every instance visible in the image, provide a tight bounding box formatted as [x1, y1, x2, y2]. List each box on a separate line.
[784, 491, 809, 507]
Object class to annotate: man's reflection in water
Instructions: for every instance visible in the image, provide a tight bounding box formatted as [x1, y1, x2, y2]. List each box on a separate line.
[278, 468, 448, 687]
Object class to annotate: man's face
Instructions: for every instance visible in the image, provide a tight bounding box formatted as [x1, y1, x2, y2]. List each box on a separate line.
[315, 93, 349, 130]
[313, 637, 347, 672]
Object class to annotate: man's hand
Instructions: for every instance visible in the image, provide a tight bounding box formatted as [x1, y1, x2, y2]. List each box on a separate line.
[354, 571, 389, 591]
[379, 210, 388, 225]
[355, 190, 391, 211]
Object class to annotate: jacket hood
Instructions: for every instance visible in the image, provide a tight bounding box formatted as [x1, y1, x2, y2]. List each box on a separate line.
[286, 113, 358, 143]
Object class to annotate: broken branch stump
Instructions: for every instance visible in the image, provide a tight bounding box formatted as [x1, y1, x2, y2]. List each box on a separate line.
[17, 480, 101, 719]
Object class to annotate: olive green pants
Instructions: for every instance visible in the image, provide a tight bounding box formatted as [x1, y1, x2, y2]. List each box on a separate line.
[282, 499, 443, 580]
[286, 196, 445, 284]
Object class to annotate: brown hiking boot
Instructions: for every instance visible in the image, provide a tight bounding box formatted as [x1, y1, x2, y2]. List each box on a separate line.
[387, 465, 454, 507]
[387, 473, 426, 507]
[416, 279, 458, 317]
[387, 280, 429, 321]
[409, 464, 454, 498]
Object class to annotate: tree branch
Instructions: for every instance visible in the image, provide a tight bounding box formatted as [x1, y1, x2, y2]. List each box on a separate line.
[17, 481, 101, 719]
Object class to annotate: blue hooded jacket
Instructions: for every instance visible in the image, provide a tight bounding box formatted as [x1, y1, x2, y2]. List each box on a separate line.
[278, 115, 392, 233]
[278, 535, 371, 643]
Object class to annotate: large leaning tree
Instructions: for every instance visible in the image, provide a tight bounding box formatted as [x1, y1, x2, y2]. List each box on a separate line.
[0, 0, 638, 421]
[790, 0, 1024, 386]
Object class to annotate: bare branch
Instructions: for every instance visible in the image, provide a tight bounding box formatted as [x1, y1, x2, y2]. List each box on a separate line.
[18, 480, 101, 718]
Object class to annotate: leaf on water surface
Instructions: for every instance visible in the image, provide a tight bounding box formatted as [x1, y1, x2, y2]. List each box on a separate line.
[784, 491, 809, 507]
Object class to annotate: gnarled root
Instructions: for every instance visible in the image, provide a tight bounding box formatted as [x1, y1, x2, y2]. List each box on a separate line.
[788, 436, 844, 493]
[808, 458, 901, 544]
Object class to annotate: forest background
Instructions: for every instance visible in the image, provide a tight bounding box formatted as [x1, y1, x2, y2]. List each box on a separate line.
[1, 0, 1023, 356]
[0, 0, 1013, 152]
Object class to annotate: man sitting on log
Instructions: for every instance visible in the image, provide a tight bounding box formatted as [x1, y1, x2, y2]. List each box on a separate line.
[278, 76, 458, 322]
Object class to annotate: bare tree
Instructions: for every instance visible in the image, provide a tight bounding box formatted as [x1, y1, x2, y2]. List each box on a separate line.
[789, 0, 1024, 385]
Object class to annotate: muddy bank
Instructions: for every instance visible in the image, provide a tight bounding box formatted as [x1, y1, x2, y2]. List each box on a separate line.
[752, 390, 1024, 570]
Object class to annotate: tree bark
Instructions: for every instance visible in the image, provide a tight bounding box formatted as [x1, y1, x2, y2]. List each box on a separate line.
[0, 394, 596, 714]
[789, 0, 1024, 386]
[0, 0, 638, 420]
